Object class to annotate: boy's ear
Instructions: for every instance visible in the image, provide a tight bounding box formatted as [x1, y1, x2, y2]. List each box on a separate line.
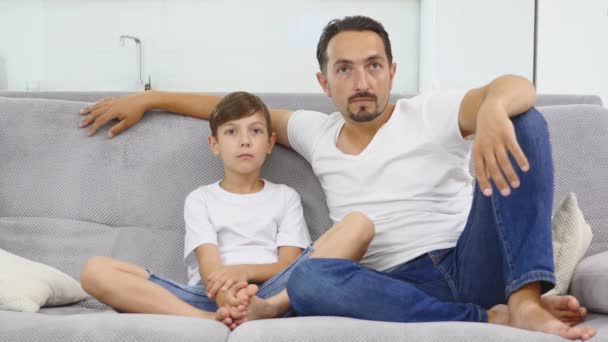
[266, 132, 277, 155]
[208, 136, 220, 156]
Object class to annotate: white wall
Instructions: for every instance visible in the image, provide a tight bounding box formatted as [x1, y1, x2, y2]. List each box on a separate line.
[0, 0, 420, 93]
[419, 0, 534, 91]
[0, 0, 45, 91]
[537, 0, 608, 104]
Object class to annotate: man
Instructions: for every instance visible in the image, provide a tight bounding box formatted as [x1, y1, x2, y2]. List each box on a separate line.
[79, 16, 595, 340]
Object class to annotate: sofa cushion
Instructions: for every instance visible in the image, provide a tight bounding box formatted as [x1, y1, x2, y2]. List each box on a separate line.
[0, 247, 88, 312]
[227, 316, 573, 342]
[546, 193, 593, 295]
[541, 104, 608, 257]
[0, 216, 187, 285]
[0, 310, 229, 342]
[570, 251, 608, 314]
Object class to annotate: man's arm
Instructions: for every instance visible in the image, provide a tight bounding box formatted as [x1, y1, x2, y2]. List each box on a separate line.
[458, 74, 537, 198]
[79, 91, 294, 147]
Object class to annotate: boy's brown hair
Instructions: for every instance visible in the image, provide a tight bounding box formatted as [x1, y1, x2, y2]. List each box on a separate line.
[209, 91, 272, 138]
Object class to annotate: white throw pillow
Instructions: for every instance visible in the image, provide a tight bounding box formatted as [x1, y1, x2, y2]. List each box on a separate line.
[0, 248, 89, 312]
[546, 193, 593, 296]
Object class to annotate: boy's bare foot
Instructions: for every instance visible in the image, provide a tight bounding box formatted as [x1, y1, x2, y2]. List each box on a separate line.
[541, 295, 587, 326]
[216, 284, 259, 330]
[216, 305, 247, 330]
[508, 300, 596, 340]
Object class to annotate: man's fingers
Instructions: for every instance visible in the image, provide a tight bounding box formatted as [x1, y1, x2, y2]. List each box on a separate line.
[87, 114, 114, 137]
[495, 146, 520, 189]
[79, 104, 108, 128]
[79, 98, 109, 115]
[474, 151, 492, 197]
[485, 153, 510, 196]
[508, 139, 530, 172]
[108, 119, 132, 139]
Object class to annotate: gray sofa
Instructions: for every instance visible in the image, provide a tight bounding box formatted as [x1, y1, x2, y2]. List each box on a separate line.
[0, 91, 607, 342]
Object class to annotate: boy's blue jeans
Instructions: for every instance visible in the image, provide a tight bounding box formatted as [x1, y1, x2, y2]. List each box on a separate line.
[287, 108, 556, 323]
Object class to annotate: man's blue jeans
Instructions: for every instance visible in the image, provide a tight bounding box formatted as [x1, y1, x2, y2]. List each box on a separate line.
[286, 108, 556, 323]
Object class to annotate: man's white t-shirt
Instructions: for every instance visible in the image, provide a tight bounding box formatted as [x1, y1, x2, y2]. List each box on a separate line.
[287, 90, 473, 272]
[183, 179, 311, 286]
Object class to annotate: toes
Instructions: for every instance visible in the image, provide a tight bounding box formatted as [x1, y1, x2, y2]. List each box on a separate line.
[246, 284, 259, 296]
[566, 296, 581, 311]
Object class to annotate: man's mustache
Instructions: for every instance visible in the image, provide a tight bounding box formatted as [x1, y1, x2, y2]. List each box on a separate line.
[348, 92, 377, 103]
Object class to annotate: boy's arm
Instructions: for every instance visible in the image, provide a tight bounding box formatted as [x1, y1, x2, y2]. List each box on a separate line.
[78, 91, 294, 147]
[207, 246, 303, 289]
[194, 243, 224, 290]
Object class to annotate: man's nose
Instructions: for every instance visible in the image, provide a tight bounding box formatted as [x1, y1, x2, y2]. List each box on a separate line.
[354, 68, 371, 92]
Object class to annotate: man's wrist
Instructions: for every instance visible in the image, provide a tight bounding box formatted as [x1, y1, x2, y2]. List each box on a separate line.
[140, 90, 161, 111]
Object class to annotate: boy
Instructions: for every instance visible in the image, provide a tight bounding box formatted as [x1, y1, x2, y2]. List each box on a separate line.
[80, 91, 312, 326]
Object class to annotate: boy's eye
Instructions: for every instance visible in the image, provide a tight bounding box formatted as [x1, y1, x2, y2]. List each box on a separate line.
[225, 129, 236, 135]
[252, 128, 263, 134]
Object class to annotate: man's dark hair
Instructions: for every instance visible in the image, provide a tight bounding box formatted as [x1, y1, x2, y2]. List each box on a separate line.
[316, 15, 393, 73]
[209, 91, 272, 138]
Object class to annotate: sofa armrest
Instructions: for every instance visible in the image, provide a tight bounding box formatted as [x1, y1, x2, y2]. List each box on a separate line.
[569, 251, 608, 314]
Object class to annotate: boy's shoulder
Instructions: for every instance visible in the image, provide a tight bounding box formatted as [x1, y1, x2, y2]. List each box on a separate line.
[263, 180, 301, 203]
[185, 181, 220, 201]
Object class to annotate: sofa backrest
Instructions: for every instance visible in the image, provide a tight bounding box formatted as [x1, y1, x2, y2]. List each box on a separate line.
[0, 91, 603, 107]
[0, 94, 607, 283]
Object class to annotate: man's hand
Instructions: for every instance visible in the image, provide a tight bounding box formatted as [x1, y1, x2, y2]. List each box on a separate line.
[79, 93, 149, 138]
[206, 265, 249, 299]
[473, 100, 530, 197]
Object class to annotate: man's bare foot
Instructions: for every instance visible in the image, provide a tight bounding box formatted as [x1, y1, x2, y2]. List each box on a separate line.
[509, 300, 596, 340]
[541, 295, 587, 326]
[488, 304, 509, 325]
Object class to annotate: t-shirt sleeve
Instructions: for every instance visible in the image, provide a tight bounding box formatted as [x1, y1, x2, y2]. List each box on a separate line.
[419, 89, 473, 156]
[276, 187, 312, 249]
[287, 109, 329, 163]
[183, 190, 217, 265]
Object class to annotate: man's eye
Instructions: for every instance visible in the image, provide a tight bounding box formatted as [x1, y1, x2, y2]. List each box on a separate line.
[371, 63, 381, 69]
[338, 66, 349, 73]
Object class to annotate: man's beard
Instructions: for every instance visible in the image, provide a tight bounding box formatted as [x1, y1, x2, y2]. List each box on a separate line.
[346, 92, 383, 122]
[347, 105, 382, 122]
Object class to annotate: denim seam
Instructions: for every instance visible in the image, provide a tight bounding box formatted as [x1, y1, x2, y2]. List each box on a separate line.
[149, 274, 206, 297]
[505, 270, 556, 298]
[433, 262, 460, 303]
[258, 247, 313, 295]
[491, 194, 516, 286]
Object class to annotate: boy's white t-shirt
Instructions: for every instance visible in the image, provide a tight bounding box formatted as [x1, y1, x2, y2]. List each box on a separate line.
[183, 179, 311, 286]
[287, 90, 474, 272]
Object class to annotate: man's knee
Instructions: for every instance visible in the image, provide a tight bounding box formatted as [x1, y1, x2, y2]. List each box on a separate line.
[512, 107, 548, 139]
[342, 211, 375, 246]
[80, 256, 114, 295]
[287, 258, 354, 315]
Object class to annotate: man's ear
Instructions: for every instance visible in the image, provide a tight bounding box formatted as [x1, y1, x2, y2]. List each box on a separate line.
[316, 71, 331, 97]
[208, 136, 220, 156]
[388, 63, 397, 90]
